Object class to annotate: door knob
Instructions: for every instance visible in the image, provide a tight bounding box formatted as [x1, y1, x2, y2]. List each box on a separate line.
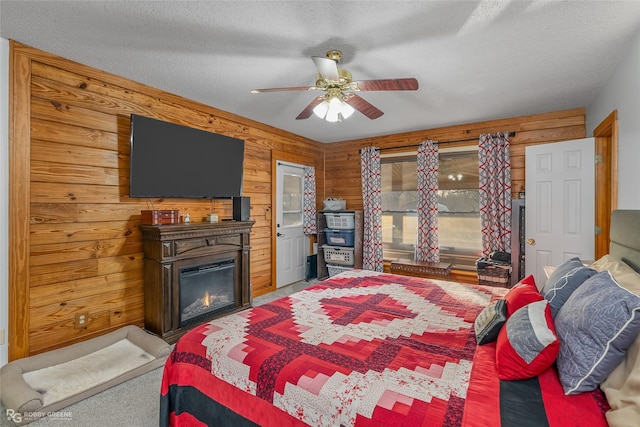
[277, 232, 284, 237]
[527, 238, 535, 245]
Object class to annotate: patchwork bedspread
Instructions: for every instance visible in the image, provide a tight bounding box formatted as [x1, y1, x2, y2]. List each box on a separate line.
[160, 270, 610, 426]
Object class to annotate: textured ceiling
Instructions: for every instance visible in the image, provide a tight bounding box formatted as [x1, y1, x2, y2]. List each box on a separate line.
[2, 1, 640, 143]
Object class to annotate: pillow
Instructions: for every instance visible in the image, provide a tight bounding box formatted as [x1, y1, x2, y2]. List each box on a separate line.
[504, 275, 542, 317]
[601, 335, 640, 427]
[474, 299, 507, 345]
[495, 299, 559, 380]
[541, 257, 597, 318]
[591, 254, 640, 295]
[555, 271, 640, 395]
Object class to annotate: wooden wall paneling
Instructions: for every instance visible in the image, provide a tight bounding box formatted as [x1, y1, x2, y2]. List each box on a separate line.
[29, 220, 142, 245]
[31, 118, 119, 151]
[29, 285, 143, 327]
[29, 292, 145, 355]
[9, 42, 32, 361]
[30, 259, 98, 288]
[29, 270, 144, 307]
[96, 253, 145, 276]
[30, 139, 119, 170]
[29, 238, 142, 267]
[30, 203, 78, 224]
[30, 97, 118, 133]
[31, 62, 230, 136]
[9, 42, 324, 357]
[74, 203, 147, 222]
[30, 182, 122, 204]
[31, 159, 120, 187]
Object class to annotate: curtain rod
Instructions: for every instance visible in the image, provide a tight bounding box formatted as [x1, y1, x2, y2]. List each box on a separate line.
[276, 161, 306, 169]
[360, 132, 515, 152]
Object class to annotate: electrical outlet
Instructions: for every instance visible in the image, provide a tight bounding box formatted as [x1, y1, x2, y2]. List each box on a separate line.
[75, 312, 89, 329]
[0, 329, 5, 345]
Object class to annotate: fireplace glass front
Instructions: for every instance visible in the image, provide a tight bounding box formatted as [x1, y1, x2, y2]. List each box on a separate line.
[179, 258, 236, 328]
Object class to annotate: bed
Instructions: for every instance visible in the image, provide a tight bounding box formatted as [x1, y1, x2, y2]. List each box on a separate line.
[160, 210, 640, 427]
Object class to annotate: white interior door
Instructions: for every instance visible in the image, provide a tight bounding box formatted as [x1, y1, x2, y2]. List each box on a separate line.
[525, 138, 595, 288]
[275, 162, 308, 288]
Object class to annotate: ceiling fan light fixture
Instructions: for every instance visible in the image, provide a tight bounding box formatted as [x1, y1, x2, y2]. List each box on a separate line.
[313, 95, 355, 122]
[252, 49, 418, 121]
[312, 100, 330, 119]
[325, 105, 340, 123]
[339, 99, 355, 119]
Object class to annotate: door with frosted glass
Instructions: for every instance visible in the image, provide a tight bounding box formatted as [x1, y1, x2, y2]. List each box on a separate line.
[276, 163, 307, 287]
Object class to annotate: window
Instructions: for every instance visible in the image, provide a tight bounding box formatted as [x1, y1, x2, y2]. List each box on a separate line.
[282, 173, 303, 227]
[381, 148, 482, 270]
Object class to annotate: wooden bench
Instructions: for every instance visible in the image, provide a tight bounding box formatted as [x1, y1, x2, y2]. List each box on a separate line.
[390, 259, 453, 280]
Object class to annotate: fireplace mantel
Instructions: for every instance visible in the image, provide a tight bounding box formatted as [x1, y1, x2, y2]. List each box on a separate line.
[140, 220, 254, 343]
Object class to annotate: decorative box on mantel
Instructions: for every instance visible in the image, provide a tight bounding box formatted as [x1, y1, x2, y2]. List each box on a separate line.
[140, 209, 179, 225]
[139, 220, 254, 343]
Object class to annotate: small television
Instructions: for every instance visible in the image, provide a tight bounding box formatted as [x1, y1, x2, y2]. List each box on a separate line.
[129, 114, 244, 199]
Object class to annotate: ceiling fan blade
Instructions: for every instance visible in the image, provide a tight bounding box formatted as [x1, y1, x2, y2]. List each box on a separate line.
[296, 97, 324, 120]
[250, 86, 312, 93]
[344, 94, 384, 120]
[354, 78, 419, 91]
[312, 56, 340, 81]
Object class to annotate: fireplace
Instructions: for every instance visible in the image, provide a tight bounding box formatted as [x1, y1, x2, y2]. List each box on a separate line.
[179, 258, 236, 328]
[140, 221, 254, 343]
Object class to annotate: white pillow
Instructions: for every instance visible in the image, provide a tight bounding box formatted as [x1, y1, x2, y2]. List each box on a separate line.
[591, 254, 640, 295]
[601, 335, 640, 427]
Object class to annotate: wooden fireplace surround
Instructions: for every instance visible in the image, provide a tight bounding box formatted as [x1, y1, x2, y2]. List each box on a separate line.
[140, 220, 254, 343]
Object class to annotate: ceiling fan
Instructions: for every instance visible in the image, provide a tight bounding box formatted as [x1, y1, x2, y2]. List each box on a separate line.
[250, 50, 419, 122]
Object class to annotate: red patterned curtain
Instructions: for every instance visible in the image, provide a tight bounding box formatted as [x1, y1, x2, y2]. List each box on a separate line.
[478, 132, 512, 255]
[360, 147, 384, 272]
[415, 140, 440, 262]
[303, 166, 317, 235]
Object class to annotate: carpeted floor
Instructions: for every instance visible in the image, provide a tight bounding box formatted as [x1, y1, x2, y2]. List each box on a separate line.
[1, 365, 164, 427]
[1, 279, 317, 427]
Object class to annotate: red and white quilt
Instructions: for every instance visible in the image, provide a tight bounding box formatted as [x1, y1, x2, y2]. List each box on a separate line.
[160, 270, 609, 427]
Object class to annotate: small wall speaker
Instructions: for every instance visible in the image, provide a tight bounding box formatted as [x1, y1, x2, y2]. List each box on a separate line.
[233, 196, 250, 221]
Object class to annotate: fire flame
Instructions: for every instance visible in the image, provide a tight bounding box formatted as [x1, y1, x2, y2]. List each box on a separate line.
[203, 291, 210, 307]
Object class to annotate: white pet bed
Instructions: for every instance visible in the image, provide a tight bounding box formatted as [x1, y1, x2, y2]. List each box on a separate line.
[0, 326, 170, 425]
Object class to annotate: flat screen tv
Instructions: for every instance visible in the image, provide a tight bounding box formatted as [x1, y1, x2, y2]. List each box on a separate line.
[129, 114, 244, 199]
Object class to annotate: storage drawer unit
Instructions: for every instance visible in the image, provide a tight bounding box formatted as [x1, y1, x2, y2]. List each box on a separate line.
[324, 213, 355, 229]
[327, 265, 353, 277]
[317, 210, 363, 280]
[324, 228, 355, 246]
[322, 245, 355, 266]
